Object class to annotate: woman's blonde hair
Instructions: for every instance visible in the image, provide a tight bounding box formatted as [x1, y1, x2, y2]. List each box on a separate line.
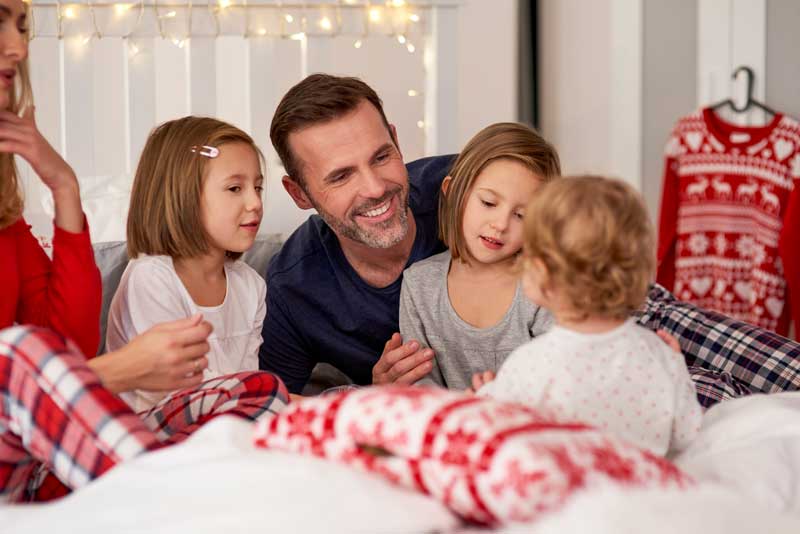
[0, 11, 33, 230]
[523, 176, 655, 320]
[127, 116, 264, 261]
[439, 122, 561, 263]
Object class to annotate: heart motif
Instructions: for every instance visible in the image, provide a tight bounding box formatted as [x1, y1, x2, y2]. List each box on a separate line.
[765, 297, 784, 318]
[685, 132, 703, 152]
[773, 139, 794, 161]
[689, 277, 712, 297]
[734, 281, 754, 302]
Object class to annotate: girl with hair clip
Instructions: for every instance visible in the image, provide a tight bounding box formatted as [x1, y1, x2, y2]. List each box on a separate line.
[399, 122, 560, 390]
[0, 0, 286, 502]
[477, 176, 703, 457]
[106, 116, 271, 412]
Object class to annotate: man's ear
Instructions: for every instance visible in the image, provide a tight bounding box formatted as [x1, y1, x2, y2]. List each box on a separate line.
[441, 175, 453, 196]
[281, 176, 314, 210]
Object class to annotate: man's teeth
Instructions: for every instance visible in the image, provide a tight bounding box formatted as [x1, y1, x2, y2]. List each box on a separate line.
[363, 202, 390, 218]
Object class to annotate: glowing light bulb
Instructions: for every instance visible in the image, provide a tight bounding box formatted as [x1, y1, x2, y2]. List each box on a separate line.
[407, 89, 418, 97]
[80, 35, 91, 45]
[63, 6, 77, 19]
[409, 13, 420, 22]
[417, 120, 425, 129]
[115, 3, 132, 16]
[319, 17, 332, 30]
[219, 0, 233, 9]
[397, 35, 406, 44]
[257, 28, 267, 36]
[284, 14, 294, 23]
[406, 43, 415, 53]
[353, 39, 363, 49]
[172, 38, 185, 48]
[289, 32, 306, 41]
[369, 7, 381, 22]
[391, 0, 406, 6]
[163, 11, 177, 18]
[128, 42, 140, 57]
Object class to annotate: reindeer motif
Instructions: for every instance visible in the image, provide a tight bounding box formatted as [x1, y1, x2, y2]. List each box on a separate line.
[736, 178, 759, 202]
[760, 185, 780, 213]
[711, 176, 732, 199]
[686, 176, 709, 199]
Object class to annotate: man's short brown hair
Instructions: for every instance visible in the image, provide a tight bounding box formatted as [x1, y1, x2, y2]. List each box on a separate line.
[439, 122, 561, 263]
[523, 176, 655, 320]
[269, 73, 392, 186]
[127, 116, 264, 261]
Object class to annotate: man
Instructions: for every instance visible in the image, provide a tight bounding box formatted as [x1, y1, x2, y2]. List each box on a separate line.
[260, 73, 800, 404]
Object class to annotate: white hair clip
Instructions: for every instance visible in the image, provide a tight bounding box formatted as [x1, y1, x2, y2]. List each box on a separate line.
[190, 145, 220, 158]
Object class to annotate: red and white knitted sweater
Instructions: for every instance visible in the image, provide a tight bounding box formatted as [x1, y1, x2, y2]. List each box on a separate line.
[657, 108, 800, 337]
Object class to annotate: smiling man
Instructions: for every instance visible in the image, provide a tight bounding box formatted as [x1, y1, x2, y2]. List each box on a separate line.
[261, 74, 452, 393]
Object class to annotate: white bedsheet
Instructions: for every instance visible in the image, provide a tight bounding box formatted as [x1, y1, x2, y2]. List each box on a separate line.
[2, 391, 800, 533]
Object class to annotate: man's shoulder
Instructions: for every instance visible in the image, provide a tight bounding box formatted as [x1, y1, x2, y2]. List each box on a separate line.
[407, 155, 456, 213]
[266, 215, 330, 287]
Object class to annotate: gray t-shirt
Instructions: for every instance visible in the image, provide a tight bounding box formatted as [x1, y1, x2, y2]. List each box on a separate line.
[399, 250, 553, 389]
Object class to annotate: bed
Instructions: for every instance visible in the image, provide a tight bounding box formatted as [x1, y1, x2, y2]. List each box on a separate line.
[2, 391, 800, 533]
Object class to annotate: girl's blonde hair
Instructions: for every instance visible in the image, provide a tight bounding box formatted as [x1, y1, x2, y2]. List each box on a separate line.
[439, 122, 561, 263]
[0, 11, 34, 230]
[127, 116, 264, 261]
[524, 176, 655, 320]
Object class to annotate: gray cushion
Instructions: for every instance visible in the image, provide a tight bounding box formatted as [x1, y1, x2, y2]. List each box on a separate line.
[92, 234, 283, 355]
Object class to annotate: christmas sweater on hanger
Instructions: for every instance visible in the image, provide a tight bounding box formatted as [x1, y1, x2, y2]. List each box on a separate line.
[657, 108, 800, 337]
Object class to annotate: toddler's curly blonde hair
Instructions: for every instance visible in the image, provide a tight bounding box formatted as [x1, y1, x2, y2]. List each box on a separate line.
[523, 176, 655, 320]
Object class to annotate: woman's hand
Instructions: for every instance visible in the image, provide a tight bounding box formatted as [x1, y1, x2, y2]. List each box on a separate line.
[89, 314, 212, 394]
[0, 107, 83, 232]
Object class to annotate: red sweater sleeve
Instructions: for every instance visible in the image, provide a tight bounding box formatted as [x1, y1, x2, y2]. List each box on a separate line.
[778, 180, 800, 338]
[656, 157, 680, 291]
[15, 217, 102, 358]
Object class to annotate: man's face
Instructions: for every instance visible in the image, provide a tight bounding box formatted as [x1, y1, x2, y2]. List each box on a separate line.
[287, 101, 411, 249]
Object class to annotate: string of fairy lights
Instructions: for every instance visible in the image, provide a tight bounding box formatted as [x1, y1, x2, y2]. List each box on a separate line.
[25, 1, 431, 130]
[26, 1, 427, 53]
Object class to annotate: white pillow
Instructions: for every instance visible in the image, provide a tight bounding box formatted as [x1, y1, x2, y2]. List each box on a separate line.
[0, 416, 459, 534]
[674, 391, 800, 514]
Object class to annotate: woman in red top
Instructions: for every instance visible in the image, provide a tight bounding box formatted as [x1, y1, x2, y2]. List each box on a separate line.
[0, 0, 287, 502]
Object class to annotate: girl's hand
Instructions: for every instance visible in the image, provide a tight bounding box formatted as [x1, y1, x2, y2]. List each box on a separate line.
[656, 329, 682, 354]
[0, 107, 83, 232]
[90, 314, 212, 394]
[467, 370, 496, 393]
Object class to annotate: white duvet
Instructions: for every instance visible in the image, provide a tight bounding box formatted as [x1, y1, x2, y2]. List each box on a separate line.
[2, 392, 800, 533]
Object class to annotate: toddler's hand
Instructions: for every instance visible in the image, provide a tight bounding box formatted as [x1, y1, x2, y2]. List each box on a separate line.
[656, 329, 682, 354]
[467, 370, 496, 394]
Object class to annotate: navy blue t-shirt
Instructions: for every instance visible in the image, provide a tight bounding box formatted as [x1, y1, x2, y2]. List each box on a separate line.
[259, 155, 455, 393]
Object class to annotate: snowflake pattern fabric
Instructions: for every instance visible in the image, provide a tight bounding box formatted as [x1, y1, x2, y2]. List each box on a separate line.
[657, 108, 800, 336]
[253, 386, 692, 526]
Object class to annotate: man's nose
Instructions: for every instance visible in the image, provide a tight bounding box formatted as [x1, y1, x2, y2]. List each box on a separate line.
[358, 168, 387, 199]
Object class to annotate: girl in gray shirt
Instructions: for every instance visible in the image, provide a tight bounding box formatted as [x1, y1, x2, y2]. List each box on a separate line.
[399, 123, 560, 390]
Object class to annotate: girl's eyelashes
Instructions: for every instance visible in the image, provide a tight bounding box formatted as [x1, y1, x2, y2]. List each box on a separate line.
[480, 199, 496, 208]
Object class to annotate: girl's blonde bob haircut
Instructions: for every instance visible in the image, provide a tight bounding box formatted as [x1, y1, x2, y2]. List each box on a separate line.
[127, 116, 264, 261]
[439, 122, 561, 263]
[524, 176, 655, 320]
[0, 8, 34, 230]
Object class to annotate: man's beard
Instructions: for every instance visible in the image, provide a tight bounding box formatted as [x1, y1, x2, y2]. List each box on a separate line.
[311, 186, 410, 249]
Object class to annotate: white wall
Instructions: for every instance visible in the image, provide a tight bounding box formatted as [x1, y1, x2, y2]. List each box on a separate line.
[539, 0, 613, 178]
[456, 0, 518, 149]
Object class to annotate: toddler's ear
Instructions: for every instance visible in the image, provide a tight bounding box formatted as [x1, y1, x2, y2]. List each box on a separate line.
[441, 176, 453, 195]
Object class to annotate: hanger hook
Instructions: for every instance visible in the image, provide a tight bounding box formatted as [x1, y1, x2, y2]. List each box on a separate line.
[731, 66, 754, 112]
